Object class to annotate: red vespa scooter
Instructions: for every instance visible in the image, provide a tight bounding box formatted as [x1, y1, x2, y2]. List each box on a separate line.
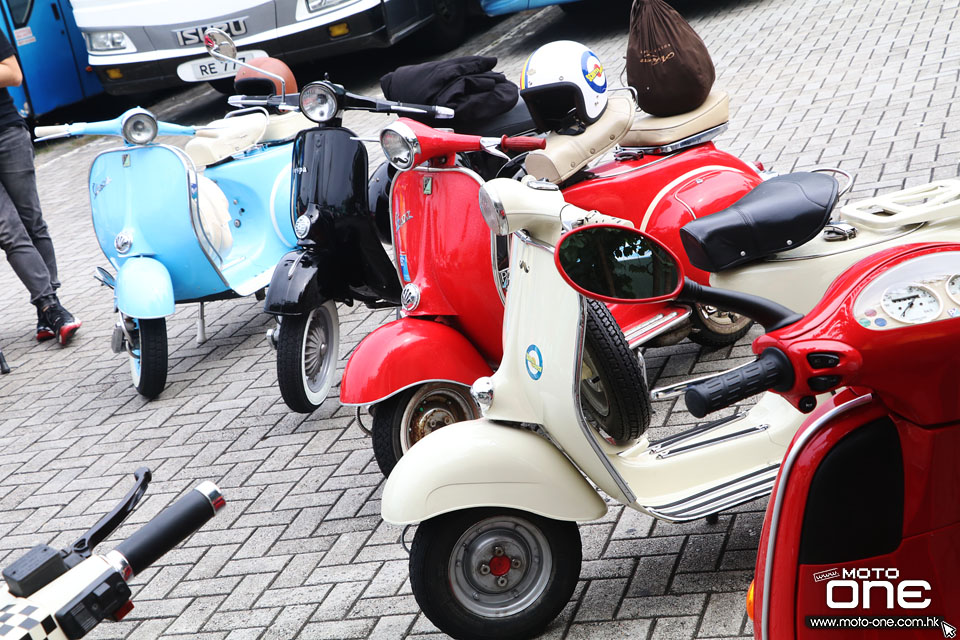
[341, 93, 765, 475]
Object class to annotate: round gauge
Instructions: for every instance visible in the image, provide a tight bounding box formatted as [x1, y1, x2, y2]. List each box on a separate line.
[880, 284, 942, 324]
[948, 275, 960, 305]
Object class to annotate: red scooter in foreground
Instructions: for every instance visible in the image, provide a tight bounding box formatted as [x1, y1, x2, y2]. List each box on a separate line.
[556, 225, 960, 639]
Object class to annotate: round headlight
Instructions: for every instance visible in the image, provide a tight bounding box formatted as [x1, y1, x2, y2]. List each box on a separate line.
[478, 184, 508, 235]
[294, 214, 312, 239]
[299, 82, 339, 123]
[121, 110, 158, 145]
[380, 122, 420, 171]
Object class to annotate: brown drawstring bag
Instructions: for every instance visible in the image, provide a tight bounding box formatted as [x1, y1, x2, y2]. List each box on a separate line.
[626, 0, 715, 117]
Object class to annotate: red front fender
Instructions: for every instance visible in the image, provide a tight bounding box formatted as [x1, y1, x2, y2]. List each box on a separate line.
[340, 317, 494, 406]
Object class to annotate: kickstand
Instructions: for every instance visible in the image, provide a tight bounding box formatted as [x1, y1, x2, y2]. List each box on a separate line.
[0, 348, 9, 374]
[196, 302, 207, 345]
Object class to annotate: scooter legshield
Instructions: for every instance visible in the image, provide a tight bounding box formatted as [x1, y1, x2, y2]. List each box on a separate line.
[115, 256, 175, 319]
[381, 418, 607, 524]
[339, 317, 494, 406]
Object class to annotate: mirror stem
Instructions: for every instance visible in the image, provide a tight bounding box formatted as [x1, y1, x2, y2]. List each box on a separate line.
[676, 278, 802, 333]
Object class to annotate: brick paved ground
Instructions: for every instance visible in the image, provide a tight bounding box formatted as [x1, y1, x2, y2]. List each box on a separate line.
[1, 0, 957, 638]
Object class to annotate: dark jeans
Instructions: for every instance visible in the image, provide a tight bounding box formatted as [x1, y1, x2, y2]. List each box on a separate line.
[0, 124, 58, 304]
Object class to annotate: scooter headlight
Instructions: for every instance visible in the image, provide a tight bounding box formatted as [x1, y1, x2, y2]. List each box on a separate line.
[299, 82, 339, 123]
[380, 122, 419, 171]
[478, 184, 508, 235]
[294, 214, 312, 239]
[121, 109, 158, 145]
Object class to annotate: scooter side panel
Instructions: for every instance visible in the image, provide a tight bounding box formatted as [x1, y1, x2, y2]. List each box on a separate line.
[339, 317, 493, 406]
[115, 257, 175, 319]
[381, 419, 607, 524]
[89, 146, 229, 301]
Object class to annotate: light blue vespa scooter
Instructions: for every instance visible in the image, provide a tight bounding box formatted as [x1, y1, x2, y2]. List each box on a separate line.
[34, 95, 307, 398]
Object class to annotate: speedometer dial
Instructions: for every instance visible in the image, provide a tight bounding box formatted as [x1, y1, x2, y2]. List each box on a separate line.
[880, 284, 941, 324]
[948, 275, 960, 305]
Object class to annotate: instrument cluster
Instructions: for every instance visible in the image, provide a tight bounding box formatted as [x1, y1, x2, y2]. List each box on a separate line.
[853, 253, 960, 330]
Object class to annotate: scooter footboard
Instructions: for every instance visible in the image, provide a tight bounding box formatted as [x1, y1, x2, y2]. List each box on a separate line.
[381, 419, 608, 524]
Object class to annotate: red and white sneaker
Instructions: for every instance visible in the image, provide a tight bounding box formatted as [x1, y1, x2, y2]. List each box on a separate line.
[40, 296, 81, 346]
[36, 307, 55, 341]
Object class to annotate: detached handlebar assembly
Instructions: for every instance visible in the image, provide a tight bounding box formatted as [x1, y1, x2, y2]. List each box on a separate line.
[684, 348, 794, 418]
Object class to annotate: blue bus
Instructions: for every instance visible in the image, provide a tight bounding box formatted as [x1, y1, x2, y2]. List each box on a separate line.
[0, 0, 101, 119]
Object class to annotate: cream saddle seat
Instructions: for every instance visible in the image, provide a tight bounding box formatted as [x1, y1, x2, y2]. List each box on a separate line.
[524, 91, 730, 184]
[261, 110, 314, 141]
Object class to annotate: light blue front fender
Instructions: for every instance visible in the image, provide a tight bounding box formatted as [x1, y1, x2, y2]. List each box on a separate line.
[381, 419, 607, 524]
[116, 257, 175, 319]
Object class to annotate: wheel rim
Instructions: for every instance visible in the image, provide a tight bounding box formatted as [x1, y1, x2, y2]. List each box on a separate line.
[696, 304, 751, 335]
[448, 515, 552, 618]
[399, 384, 477, 453]
[300, 303, 339, 402]
[579, 347, 611, 423]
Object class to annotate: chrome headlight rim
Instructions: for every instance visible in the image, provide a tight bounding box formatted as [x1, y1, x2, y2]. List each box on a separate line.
[380, 121, 420, 171]
[294, 214, 312, 240]
[299, 81, 340, 123]
[478, 183, 508, 236]
[120, 108, 158, 145]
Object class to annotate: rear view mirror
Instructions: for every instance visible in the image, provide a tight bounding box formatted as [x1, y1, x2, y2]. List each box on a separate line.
[554, 224, 684, 303]
[204, 28, 237, 62]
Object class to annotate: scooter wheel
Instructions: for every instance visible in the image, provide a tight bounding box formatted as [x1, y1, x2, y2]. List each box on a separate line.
[688, 304, 753, 348]
[276, 301, 340, 413]
[410, 508, 581, 640]
[129, 318, 167, 399]
[371, 383, 479, 477]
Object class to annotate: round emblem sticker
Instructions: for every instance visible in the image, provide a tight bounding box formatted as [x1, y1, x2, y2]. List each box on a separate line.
[525, 344, 543, 380]
[581, 50, 607, 93]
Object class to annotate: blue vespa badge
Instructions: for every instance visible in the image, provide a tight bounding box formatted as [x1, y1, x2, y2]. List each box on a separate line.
[525, 344, 543, 380]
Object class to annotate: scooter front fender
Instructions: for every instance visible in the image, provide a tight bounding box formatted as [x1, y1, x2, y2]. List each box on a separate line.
[382, 419, 608, 524]
[115, 257, 174, 319]
[339, 317, 493, 405]
[263, 248, 321, 315]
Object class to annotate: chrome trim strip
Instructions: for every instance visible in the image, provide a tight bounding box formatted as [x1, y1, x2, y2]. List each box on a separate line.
[645, 464, 780, 523]
[588, 151, 679, 180]
[340, 378, 472, 408]
[625, 308, 691, 347]
[621, 123, 728, 155]
[648, 410, 744, 453]
[572, 296, 637, 504]
[655, 424, 769, 459]
[764, 223, 924, 262]
[761, 393, 874, 640]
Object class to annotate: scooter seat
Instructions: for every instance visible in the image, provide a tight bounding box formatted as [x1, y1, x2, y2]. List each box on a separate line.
[524, 94, 636, 184]
[679, 172, 839, 272]
[622, 91, 729, 148]
[185, 113, 268, 168]
[196, 175, 233, 258]
[262, 111, 314, 142]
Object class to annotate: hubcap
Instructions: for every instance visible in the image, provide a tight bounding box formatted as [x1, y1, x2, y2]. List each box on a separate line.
[303, 308, 332, 393]
[448, 516, 551, 617]
[400, 384, 477, 452]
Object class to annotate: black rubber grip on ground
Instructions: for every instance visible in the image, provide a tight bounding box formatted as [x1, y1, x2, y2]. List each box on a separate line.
[114, 489, 216, 576]
[684, 348, 794, 418]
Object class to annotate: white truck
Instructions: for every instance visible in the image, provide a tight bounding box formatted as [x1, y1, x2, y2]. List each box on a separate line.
[70, 0, 467, 94]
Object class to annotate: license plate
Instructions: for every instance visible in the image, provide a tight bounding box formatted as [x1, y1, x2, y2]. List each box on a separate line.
[175, 50, 267, 82]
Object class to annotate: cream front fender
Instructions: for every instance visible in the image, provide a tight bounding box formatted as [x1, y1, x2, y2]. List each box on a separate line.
[381, 419, 608, 524]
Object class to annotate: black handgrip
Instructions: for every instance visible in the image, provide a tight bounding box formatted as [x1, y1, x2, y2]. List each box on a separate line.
[684, 348, 794, 418]
[114, 483, 224, 576]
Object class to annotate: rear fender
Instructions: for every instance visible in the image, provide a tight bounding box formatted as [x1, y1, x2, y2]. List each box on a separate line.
[339, 317, 493, 405]
[382, 419, 608, 524]
[115, 257, 174, 319]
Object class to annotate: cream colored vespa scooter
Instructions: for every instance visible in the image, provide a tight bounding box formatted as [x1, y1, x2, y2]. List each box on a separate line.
[383, 175, 960, 640]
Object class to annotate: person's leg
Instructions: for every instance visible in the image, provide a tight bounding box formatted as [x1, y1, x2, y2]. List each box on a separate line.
[0, 126, 58, 290]
[0, 179, 54, 303]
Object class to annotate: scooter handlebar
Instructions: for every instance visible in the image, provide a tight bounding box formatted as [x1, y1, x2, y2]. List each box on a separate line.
[34, 124, 71, 139]
[684, 348, 794, 418]
[113, 482, 224, 577]
[500, 135, 546, 152]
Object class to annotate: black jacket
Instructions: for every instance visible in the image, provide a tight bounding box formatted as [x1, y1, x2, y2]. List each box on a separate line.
[380, 56, 518, 127]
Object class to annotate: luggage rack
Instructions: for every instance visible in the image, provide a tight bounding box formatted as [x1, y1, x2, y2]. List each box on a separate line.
[840, 180, 960, 230]
[616, 122, 728, 158]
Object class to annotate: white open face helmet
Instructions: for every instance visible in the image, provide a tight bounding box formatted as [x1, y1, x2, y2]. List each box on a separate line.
[520, 40, 608, 133]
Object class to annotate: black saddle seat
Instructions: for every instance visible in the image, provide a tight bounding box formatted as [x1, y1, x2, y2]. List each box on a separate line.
[405, 100, 537, 138]
[680, 172, 839, 273]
